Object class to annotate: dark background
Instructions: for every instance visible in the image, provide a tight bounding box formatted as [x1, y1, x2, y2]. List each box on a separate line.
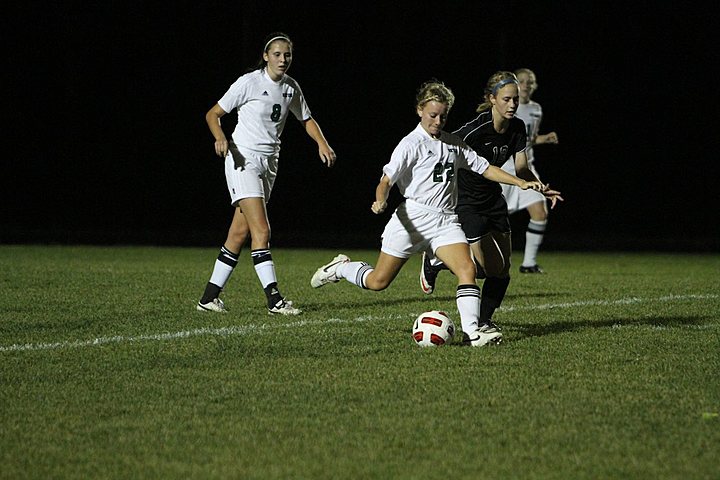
[3, 2, 718, 251]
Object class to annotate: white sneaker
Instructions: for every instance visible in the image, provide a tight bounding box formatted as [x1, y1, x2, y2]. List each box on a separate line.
[268, 299, 302, 316]
[310, 254, 350, 288]
[196, 298, 227, 313]
[462, 321, 503, 346]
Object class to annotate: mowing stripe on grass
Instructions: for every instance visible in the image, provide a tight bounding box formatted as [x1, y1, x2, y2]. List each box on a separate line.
[1, 294, 717, 353]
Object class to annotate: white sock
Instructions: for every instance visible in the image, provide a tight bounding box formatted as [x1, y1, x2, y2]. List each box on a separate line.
[338, 261, 373, 288]
[209, 246, 238, 288]
[456, 284, 481, 334]
[523, 220, 547, 267]
[252, 249, 277, 288]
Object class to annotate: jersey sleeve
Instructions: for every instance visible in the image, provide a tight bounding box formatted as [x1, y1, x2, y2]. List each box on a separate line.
[382, 139, 412, 186]
[289, 82, 312, 122]
[217, 75, 250, 113]
[462, 142, 489, 175]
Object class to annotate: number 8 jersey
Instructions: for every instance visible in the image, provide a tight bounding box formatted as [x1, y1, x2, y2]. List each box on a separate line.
[218, 68, 311, 155]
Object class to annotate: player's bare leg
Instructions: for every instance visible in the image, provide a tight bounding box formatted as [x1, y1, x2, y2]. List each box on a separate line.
[311, 251, 405, 290]
[362, 253, 406, 291]
[239, 197, 300, 315]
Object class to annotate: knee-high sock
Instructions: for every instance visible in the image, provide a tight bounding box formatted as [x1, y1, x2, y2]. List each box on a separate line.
[480, 276, 510, 323]
[337, 261, 373, 289]
[201, 246, 240, 303]
[456, 284, 481, 334]
[522, 220, 547, 267]
[252, 249, 283, 306]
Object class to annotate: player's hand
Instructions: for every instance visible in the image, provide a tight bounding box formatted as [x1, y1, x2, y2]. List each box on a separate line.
[371, 200, 387, 214]
[542, 183, 564, 209]
[537, 132, 559, 144]
[521, 180, 544, 191]
[214, 138, 229, 157]
[319, 145, 337, 168]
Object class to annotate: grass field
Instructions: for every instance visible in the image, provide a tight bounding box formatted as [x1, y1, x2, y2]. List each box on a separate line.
[1, 245, 718, 479]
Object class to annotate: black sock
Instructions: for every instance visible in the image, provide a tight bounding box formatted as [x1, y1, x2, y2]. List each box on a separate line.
[200, 282, 222, 304]
[480, 276, 510, 323]
[263, 282, 283, 308]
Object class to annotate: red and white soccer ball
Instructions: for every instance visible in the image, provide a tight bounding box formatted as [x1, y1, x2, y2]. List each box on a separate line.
[412, 310, 455, 347]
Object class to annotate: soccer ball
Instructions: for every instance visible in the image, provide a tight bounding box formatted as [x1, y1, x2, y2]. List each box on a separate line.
[412, 310, 455, 347]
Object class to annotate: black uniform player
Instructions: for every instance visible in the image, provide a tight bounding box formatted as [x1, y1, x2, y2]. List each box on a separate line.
[420, 71, 562, 339]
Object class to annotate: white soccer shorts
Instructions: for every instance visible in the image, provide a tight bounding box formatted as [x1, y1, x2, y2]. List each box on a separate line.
[224, 146, 278, 205]
[380, 201, 468, 259]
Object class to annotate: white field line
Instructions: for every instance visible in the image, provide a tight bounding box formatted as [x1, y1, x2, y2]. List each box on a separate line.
[500, 293, 719, 312]
[1, 294, 717, 353]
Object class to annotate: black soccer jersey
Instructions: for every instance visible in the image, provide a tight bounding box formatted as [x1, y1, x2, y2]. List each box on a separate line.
[453, 110, 527, 209]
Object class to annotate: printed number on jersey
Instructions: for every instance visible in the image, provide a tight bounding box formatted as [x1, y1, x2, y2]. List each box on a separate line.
[433, 161, 455, 183]
[271, 104, 281, 122]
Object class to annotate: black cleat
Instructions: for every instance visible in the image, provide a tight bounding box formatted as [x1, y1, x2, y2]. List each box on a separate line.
[420, 251, 441, 294]
[519, 264, 545, 274]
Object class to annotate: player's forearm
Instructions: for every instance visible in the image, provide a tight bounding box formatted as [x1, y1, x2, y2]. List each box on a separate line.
[304, 118, 331, 149]
[514, 165, 540, 183]
[205, 111, 226, 142]
[375, 176, 391, 203]
[483, 165, 527, 187]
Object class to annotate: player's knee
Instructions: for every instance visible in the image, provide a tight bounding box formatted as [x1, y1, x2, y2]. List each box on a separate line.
[250, 225, 271, 245]
[365, 273, 391, 291]
[452, 259, 476, 282]
[227, 225, 249, 246]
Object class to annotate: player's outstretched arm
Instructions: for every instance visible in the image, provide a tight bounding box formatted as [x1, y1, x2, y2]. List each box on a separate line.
[482, 165, 544, 191]
[303, 118, 336, 167]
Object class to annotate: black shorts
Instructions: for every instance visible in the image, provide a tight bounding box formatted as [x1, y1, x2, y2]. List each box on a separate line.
[456, 196, 511, 242]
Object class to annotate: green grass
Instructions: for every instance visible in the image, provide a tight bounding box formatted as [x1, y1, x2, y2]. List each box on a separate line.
[1, 246, 718, 479]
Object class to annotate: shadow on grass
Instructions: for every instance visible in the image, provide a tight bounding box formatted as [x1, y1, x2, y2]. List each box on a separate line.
[301, 290, 567, 316]
[510, 314, 710, 342]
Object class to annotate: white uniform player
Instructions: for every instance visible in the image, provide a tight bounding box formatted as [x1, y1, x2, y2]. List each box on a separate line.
[197, 33, 336, 315]
[500, 68, 560, 273]
[501, 99, 545, 212]
[379, 124, 489, 259]
[310, 80, 543, 347]
[219, 68, 311, 205]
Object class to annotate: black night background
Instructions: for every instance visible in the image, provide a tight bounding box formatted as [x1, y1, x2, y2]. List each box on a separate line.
[3, 2, 718, 252]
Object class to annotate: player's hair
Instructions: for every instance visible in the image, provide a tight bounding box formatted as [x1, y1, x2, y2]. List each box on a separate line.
[476, 71, 518, 112]
[514, 67, 538, 90]
[415, 79, 455, 111]
[253, 32, 293, 71]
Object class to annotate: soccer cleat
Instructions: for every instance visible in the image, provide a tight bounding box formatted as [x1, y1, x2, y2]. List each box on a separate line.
[519, 264, 545, 274]
[196, 298, 227, 313]
[462, 321, 503, 346]
[310, 254, 350, 288]
[268, 298, 302, 316]
[420, 251, 441, 295]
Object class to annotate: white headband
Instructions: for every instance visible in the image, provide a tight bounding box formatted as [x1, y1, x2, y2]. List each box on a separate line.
[264, 35, 290, 51]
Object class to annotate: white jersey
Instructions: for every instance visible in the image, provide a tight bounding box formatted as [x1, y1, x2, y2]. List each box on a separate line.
[501, 100, 545, 211]
[514, 100, 543, 165]
[218, 68, 311, 155]
[382, 124, 489, 214]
